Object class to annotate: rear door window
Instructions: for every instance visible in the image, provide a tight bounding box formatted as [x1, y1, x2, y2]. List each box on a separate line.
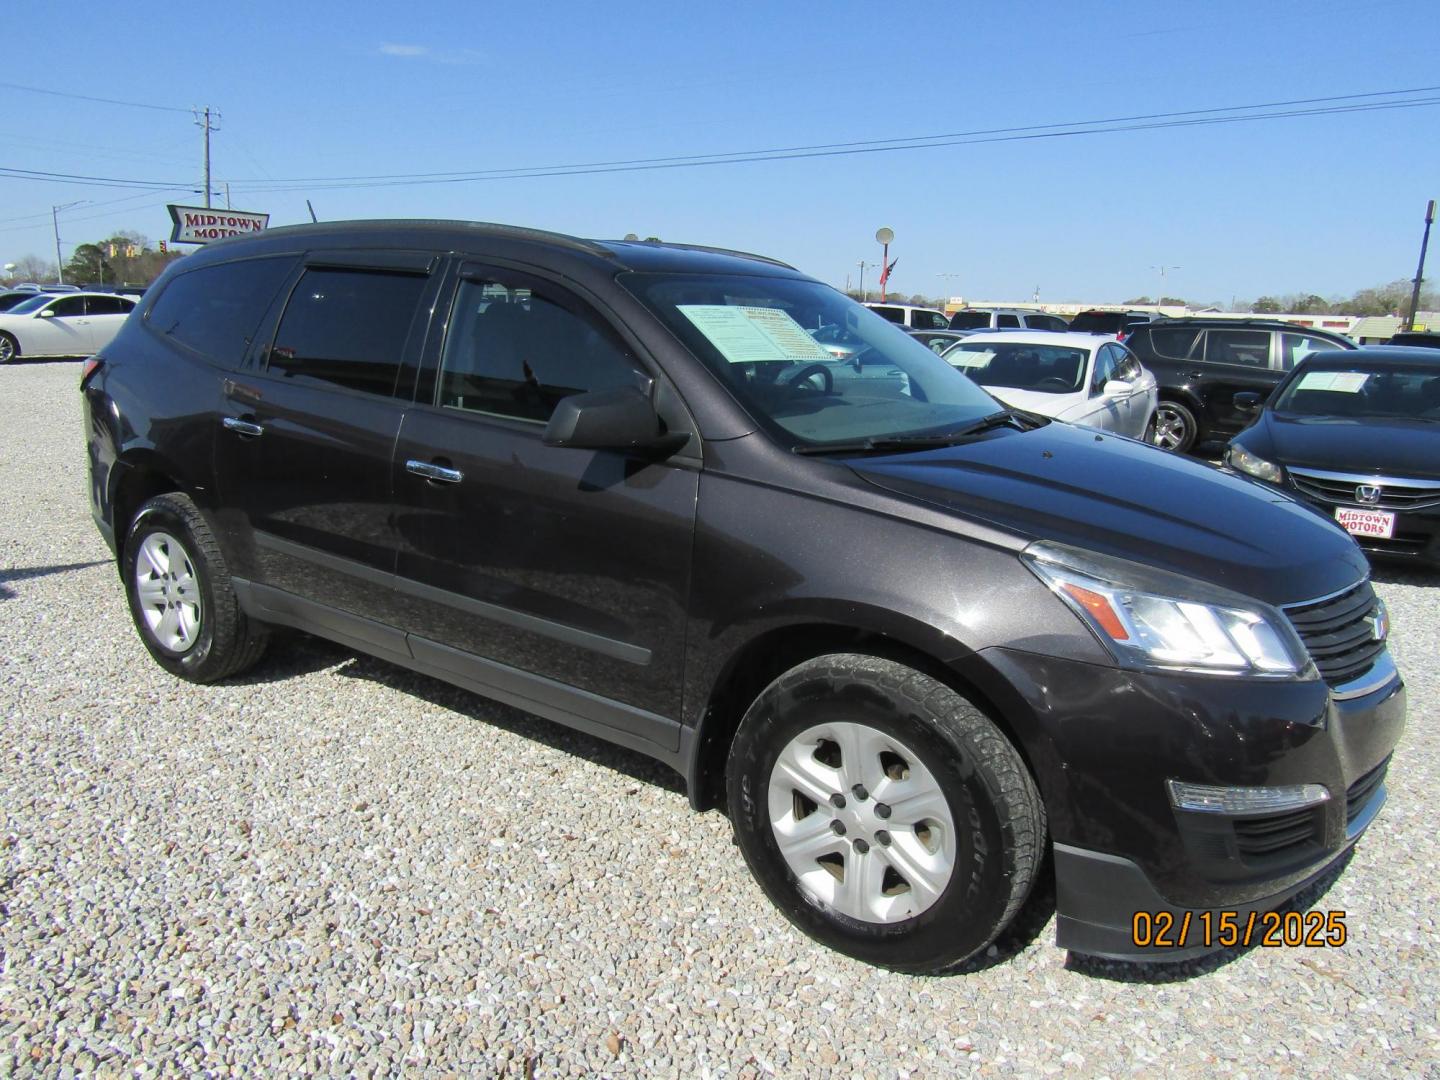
[1203, 329, 1271, 368]
[949, 311, 990, 330]
[148, 257, 296, 368]
[997, 313, 1021, 328]
[267, 267, 428, 396]
[920, 310, 950, 329]
[85, 295, 133, 315]
[869, 306, 904, 324]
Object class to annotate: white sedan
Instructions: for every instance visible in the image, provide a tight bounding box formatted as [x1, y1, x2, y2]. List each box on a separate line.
[941, 331, 1158, 439]
[0, 291, 137, 362]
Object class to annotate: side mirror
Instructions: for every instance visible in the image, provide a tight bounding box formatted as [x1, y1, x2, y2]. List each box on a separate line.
[1234, 391, 1262, 413]
[1102, 379, 1132, 397]
[543, 385, 688, 454]
[37, 309, 56, 318]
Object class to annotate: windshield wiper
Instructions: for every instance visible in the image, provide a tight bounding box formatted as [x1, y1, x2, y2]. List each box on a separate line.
[793, 409, 1042, 455]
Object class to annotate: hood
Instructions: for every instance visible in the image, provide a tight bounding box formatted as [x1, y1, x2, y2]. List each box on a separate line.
[847, 422, 1367, 606]
[1256, 414, 1440, 479]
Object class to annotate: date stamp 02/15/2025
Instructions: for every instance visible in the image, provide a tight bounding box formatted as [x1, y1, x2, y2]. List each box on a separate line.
[1131, 910, 1348, 949]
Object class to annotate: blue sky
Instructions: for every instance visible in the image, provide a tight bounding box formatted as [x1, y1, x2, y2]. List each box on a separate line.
[2, 0, 1436, 305]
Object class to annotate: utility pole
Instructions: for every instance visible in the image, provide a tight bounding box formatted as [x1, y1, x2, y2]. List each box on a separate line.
[51, 201, 83, 284]
[1406, 199, 1435, 332]
[194, 106, 221, 209]
[856, 260, 874, 302]
[936, 272, 963, 311]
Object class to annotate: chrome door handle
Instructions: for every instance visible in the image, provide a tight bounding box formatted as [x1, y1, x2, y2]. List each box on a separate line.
[222, 417, 264, 437]
[406, 459, 464, 484]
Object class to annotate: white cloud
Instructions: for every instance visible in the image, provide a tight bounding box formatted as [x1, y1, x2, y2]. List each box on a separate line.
[379, 43, 429, 58]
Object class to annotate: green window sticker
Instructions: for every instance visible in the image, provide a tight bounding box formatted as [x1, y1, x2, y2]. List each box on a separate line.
[678, 305, 831, 364]
[1295, 371, 1369, 393]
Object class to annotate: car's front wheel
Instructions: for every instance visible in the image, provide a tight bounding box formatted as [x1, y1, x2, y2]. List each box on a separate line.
[727, 654, 1045, 973]
[122, 492, 268, 683]
[0, 332, 19, 364]
[1151, 401, 1197, 452]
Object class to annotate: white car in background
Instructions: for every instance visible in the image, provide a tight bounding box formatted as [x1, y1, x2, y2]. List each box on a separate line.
[0, 291, 137, 363]
[941, 331, 1159, 439]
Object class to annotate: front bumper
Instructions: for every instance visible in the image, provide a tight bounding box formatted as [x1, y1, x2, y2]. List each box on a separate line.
[970, 645, 1405, 959]
[1288, 489, 1440, 568]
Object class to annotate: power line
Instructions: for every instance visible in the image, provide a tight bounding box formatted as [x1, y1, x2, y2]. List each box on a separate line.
[0, 80, 191, 114]
[3, 86, 1438, 202]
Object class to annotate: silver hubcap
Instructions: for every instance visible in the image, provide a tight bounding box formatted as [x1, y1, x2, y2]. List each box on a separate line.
[0, 337, 13, 362]
[768, 721, 957, 923]
[134, 531, 202, 651]
[1152, 406, 1189, 450]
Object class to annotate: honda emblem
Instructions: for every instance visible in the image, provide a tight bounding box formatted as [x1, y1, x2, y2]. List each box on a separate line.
[1355, 484, 1382, 505]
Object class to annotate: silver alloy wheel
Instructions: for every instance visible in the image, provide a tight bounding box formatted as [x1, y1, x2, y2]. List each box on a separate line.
[1151, 404, 1191, 451]
[0, 335, 14, 363]
[768, 721, 957, 923]
[134, 531, 202, 652]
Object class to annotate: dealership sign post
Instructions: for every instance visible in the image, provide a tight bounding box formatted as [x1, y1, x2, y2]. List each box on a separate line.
[167, 205, 270, 245]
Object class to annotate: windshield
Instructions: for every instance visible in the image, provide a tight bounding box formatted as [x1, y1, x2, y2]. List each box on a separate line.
[943, 341, 1088, 394]
[622, 272, 1001, 447]
[6, 295, 54, 315]
[1275, 367, 1440, 420]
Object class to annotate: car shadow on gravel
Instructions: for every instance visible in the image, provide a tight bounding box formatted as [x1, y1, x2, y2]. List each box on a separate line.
[1370, 565, 1440, 587]
[229, 631, 687, 796]
[0, 559, 110, 600]
[1062, 848, 1355, 983]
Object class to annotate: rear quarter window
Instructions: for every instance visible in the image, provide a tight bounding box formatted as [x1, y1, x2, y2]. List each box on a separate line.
[1142, 327, 1200, 360]
[147, 257, 296, 368]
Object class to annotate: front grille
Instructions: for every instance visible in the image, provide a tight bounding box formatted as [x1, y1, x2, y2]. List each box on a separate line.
[1346, 757, 1390, 824]
[1284, 580, 1385, 687]
[1233, 808, 1319, 857]
[1289, 468, 1440, 511]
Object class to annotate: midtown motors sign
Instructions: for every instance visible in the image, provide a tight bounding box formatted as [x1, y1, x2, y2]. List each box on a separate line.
[167, 205, 270, 244]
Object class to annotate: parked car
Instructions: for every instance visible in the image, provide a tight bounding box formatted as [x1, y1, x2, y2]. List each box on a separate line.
[0, 289, 55, 313]
[940, 332, 1157, 439]
[84, 220, 1403, 971]
[1124, 318, 1356, 453]
[1226, 348, 1440, 567]
[1387, 331, 1440, 350]
[863, 302, 950, 330]
[1065, 310, 1160, 338]
[948, 307, 1070, 332]
[0, 291, 137, 362]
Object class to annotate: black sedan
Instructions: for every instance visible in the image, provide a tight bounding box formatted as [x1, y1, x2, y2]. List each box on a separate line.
[1225, 348, 1440, 566]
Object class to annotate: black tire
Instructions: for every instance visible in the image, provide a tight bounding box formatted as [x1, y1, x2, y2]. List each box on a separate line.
[0, 331, 19, 364]
[122, 492, 268, 683]
[1151, 400, 1197, 453]
[726, 654, 1045, 973]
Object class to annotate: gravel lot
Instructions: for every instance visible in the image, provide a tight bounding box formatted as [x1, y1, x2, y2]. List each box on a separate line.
[2, 358, 1438, 1077]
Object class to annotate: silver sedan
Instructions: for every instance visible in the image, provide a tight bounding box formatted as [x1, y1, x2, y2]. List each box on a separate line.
[941, 331, 1159, 439]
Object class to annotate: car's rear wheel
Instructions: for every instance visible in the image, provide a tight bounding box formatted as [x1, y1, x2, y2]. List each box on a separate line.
[122, 492, 268, 683]
[727, 654, 1045, 973]
[1151, 401, 1197, 452]
[0, 332, 19, 363]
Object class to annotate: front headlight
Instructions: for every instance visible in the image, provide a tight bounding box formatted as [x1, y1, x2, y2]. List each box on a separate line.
[1022, 542, 1312, 677]
[1226, 444, 1283, 484]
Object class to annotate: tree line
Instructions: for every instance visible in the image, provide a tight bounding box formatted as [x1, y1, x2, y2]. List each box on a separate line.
[3, 233, 184, 288]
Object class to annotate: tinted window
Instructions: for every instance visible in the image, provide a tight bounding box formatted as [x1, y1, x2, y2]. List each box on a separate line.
[149, 258, 295, 368]
[1144, 327, 1200, 360]
[949, 310, 991, 330]
[268, 267, 427, 396]
[1280, 332, 1344, 371]
[49, 296, 87, 317]
[6, 295, 53, 315]
[920, 310, 949, 329]
[1027, 314, 1069, 332]
[0, 293, 41, 312]
[85, 295, 133, 315]
[869, 306, 904, 324]
[1067, 312, 1126, 334]
[439, 276, 643, 422]
[996, 313, 1021, 329]
[1204, 329, 1270, 367]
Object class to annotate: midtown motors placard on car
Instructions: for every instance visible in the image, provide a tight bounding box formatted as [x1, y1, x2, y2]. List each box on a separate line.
[167, 205, 270, 244]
